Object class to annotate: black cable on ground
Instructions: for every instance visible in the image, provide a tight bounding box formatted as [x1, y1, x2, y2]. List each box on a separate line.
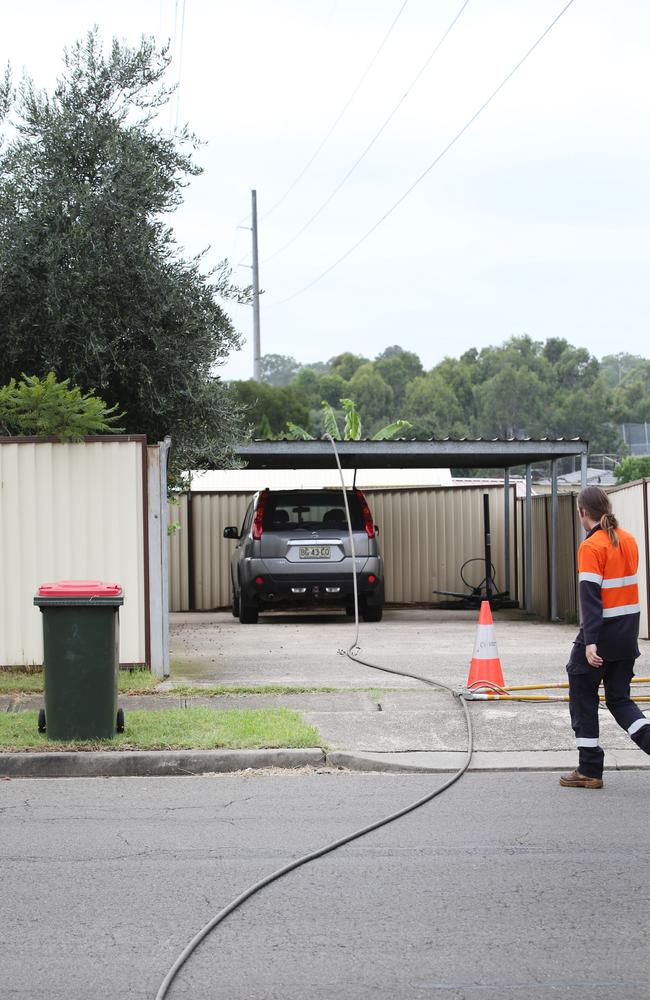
[155, 437, 473, 999]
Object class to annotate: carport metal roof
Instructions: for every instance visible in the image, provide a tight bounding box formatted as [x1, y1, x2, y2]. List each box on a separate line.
[235, 438, 587, 470]
[234, 438, 589, 622]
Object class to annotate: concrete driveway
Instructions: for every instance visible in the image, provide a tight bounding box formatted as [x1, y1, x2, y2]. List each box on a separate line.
[170, 607, 578, 689]
[169, 608, 650, 768]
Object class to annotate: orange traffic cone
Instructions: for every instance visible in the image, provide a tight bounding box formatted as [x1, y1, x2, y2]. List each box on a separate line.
[467, 601, 505, 689]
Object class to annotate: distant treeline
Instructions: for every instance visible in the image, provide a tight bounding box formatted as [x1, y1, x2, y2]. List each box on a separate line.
[229, 338, 650, 458]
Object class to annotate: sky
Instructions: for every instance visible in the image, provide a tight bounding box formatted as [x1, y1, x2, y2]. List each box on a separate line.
[2, 0, 649, 382]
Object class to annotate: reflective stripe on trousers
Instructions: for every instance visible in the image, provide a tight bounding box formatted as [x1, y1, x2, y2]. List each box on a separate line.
[567, 654, 650, 779]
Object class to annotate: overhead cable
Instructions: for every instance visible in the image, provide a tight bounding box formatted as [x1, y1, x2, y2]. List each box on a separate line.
[262, 0, 472, 264]
[269, 0, 578, 307]
[236, 0, 410, 231]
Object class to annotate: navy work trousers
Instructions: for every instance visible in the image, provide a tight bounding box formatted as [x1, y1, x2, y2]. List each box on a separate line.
[567, 644, 650, 778]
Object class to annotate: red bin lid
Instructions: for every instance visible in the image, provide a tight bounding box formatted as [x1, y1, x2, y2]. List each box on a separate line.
[37, 580, 122, 598]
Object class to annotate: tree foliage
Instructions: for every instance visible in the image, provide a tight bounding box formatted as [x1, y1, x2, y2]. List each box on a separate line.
[0, 372, 124, 439]
[230, 379, 309, 438]
[260, 353, 302, 387]
[229, 338, 645, 460]
[615, 456, 650, 484]
[286, 398, 410, 442]
[0, 31, 247, 476]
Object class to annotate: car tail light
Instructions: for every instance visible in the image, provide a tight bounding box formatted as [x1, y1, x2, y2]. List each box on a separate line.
[254, 576, 264, 586]
[355, 490, 375, 539]
[368, 574, 377, 585]
[251, 490, 269, 540]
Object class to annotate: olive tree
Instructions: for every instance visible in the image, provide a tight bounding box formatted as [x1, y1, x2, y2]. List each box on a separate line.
[0, 32, 248, 477]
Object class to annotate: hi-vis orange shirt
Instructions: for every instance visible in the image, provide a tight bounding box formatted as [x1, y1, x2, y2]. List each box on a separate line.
[577, 525, 640, 657]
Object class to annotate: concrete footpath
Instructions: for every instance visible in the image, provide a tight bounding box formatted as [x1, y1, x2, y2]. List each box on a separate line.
[3, 609, 650, 778]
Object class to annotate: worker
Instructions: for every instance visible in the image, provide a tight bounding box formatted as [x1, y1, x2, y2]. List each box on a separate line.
[561, 485, 650, 788]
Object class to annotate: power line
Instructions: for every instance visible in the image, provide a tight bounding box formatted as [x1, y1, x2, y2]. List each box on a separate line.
[262, 0, 472, 264]
[269, 0, 579, 308]
[236, 0, 410, 231]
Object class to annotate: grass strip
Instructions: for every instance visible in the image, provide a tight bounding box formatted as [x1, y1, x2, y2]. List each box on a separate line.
[166, 684, 340, 697]
[0, 669, 156, 695]
[0, 707, 323, 752]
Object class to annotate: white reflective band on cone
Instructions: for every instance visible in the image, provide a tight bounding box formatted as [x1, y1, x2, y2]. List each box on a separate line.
[472, 625, 498, 660]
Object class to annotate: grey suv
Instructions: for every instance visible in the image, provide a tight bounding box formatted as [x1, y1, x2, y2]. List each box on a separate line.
[223, 489, 384, 624]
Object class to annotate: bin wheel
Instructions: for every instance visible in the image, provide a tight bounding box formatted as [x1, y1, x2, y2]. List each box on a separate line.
[38, 709, 46, 733]
[116, 709, 125, 733]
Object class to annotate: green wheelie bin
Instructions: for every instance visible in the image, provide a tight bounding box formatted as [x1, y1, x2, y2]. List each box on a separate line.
[34, 580, 124, 741]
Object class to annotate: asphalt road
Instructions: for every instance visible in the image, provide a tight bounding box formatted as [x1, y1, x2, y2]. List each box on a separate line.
[3, 770, 650, 1000]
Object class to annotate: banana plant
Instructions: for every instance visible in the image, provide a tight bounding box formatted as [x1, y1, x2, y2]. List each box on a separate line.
[287, 399, 411, 441]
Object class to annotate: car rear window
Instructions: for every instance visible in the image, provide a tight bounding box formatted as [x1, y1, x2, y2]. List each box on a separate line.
[262, 491, 365, 532]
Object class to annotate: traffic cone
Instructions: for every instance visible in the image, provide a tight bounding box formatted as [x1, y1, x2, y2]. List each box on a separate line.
[467, 601, 505, 689]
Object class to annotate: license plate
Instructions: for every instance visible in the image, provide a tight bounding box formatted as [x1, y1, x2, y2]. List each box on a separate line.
[299, 545, 331, 559]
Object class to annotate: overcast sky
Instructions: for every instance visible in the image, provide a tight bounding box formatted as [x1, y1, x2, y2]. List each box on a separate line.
[3, 1, 649, 381]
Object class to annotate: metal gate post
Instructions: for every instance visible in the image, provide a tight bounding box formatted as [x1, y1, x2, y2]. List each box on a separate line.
[504, 468, 511, 596]
[550, 458, 559, 621]
[525, 464, 533, 612]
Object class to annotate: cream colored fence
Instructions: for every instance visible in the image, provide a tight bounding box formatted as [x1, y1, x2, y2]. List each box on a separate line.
[168, 486, 519, 611]
[516, 480, 650, 638]
[0, 438, 148, 665]
[516, 494, 579, 622]
[606, 481, 649, 639]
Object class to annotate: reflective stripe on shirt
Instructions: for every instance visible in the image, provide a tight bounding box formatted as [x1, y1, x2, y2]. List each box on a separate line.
[601, 603, 641, 618]
[601, 574, 638, 589]
[579, 572, 603, 585]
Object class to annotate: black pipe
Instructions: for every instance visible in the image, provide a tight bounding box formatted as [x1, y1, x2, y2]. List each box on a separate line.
[483, 493, 492, 602]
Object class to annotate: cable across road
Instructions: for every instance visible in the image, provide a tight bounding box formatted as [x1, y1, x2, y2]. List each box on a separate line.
[268, 0, 578, 308]
[154, 435, 475, 999]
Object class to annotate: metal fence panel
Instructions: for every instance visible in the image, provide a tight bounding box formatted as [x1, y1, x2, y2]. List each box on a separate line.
[607, 481, 648, 639]
[169, 487, 517, 610]
[367, 487, 515, 604]
[516, 483, 649, 637]
[0, 440, 147, 665]
[188, 493, 250, 611]
[168, 493, 189, 612]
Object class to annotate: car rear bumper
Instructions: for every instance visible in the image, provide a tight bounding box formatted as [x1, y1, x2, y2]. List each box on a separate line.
[240, 559, 384, 608]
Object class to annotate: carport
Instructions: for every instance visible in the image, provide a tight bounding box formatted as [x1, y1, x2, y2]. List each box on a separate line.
[235, 438, 589, 621]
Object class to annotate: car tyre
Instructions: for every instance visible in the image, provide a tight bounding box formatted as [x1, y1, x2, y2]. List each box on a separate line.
[232, 591, 240, 617]
[239, 592, 259, 624]
[362, 604, 383, 623]
[38, 708, 46, 733]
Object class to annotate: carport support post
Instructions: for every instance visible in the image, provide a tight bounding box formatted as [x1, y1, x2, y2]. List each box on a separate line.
[525, 464, 533, 612]
[550, 458, 559, 621]
[504, 468, 511, 595]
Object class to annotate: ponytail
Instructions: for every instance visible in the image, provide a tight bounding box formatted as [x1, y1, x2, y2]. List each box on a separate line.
[577, 486, 619, 547]
[599, 512, 619, 548]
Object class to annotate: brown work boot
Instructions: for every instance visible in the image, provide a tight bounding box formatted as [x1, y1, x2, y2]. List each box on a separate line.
[559, 770, 603, 789]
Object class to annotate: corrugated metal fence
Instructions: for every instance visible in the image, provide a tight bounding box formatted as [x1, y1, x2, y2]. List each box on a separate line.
[516, 493, 579, 622]
[168, 486, 518, 611]
[515, 480, 650, 637]
[0, 438, 148, 665]
[168, 480, 650, 638]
